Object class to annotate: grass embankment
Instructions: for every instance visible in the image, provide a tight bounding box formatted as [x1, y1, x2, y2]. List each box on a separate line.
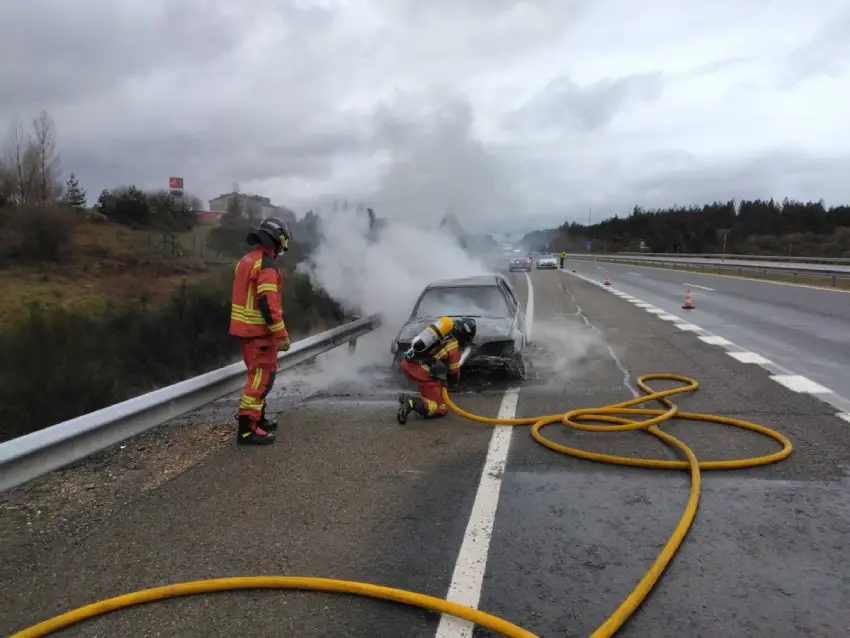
[580, 257, 850, 291]
[0, 220, 224, 327]
[0, 208, 346, 441]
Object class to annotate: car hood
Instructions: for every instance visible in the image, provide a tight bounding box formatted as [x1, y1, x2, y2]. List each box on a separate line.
[398, 316, 514, 342]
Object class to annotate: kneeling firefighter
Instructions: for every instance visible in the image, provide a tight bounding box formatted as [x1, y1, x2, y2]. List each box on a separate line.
[397, 316, 477, 424]
[229, 217, 292, 445]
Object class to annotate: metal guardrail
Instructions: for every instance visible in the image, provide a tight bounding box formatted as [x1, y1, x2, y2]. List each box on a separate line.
[0, 314, 381, 493]
[616, 251, 850, 266]
[572, 255, 850, 286]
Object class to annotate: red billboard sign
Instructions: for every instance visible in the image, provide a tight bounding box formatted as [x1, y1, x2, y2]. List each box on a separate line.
[169, 177, 184, 190]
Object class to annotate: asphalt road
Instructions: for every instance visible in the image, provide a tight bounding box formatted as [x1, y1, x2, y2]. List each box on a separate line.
[566, 257, 850, 409]
[3, 270, 850, 637]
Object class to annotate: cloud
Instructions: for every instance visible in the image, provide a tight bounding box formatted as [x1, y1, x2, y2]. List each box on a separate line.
[3, 0, 850, 232]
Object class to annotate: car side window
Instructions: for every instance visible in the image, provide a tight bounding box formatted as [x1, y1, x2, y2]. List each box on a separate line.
[497, 281, 517, 313]
[500, 280, 520, 310]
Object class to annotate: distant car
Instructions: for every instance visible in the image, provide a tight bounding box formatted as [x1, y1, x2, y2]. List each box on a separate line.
[509, 255, 532, 272]
[536, 254, 558, 269]
[391, 274, 529, 379]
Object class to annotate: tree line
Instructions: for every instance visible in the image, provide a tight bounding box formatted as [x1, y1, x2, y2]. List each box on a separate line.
[527, 199, 850, 258]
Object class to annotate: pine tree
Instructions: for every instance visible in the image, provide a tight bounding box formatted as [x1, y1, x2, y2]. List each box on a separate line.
[62, 173, 87, 210]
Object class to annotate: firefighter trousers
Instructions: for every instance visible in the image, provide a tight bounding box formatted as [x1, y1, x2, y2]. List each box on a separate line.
[401, 358, 448, 417]
[238, 336, 278, 428]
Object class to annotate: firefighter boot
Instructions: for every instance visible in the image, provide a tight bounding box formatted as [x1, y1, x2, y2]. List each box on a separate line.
[397, 394, 412, 424]
[236, 415, 275, 445]
[259, 406, 278, 432]
[397, 394, 432, 424]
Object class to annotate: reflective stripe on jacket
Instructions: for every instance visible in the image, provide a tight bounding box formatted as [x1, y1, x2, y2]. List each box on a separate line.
[229, 246, 288, 339]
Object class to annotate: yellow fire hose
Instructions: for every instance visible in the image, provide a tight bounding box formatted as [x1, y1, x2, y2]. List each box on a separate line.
[12, 374, 791, 638]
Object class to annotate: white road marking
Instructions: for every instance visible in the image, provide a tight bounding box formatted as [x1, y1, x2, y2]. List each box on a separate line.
[769, 375, 833, 394]
[684, 282, 714, 291]
[634, 303, 653, 308]
[565, 267, 850, 414]
[727, 351, 772, 364]
[675, 323, 702, 331]
[436, 274, 534, 637]
[435, 393, 517, 638]
[523, 272, 534, 341]
[627, 272, 642, 276]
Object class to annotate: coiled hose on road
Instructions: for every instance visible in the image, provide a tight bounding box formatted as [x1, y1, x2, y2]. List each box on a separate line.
[12, 374, 792, 638]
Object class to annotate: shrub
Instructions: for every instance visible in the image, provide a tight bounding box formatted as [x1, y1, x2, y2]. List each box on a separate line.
[0, 204, 76, 267]
[0, 270, 348, 442]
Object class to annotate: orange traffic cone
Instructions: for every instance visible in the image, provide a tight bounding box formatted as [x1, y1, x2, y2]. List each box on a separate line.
[682, 287, 694, 309]
[603, 276, 611, 286]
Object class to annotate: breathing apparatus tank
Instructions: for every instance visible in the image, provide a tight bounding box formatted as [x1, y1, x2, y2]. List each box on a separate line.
[405, 316, 454, 360]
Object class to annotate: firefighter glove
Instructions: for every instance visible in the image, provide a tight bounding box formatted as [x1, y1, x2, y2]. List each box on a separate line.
[278, 336, 291, 352]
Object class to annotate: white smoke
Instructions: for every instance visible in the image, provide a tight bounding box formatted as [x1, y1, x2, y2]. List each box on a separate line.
[299, 210, 489, 332]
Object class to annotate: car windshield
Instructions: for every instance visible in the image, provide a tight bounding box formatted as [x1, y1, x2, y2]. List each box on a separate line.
[413, 285, 509, 318]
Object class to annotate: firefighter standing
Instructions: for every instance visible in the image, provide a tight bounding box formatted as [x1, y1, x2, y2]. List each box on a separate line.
[560, 251, 566, 268]
[397, 316, 477, 424]
[229, 217, 292, 445]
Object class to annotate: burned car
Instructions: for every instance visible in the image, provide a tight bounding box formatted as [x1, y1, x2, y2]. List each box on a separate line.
[391, 274, 529, 379]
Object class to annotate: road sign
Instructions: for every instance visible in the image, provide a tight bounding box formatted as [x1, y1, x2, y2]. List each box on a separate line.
[169, 176, 184, 197]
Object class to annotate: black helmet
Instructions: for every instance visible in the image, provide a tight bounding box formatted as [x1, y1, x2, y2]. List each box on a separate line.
[247, 217, 291, 255]
[454, 317, 476, 344]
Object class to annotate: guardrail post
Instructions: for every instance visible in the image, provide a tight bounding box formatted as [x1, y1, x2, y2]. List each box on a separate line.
[832, 275, 837, 288]
[349, 338, 357, 354]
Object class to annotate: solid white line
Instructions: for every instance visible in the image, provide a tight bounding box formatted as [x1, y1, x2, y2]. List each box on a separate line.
[769, 374, 833, 394]
[523, 272, 534, 341]
[699, 335, 734, 346]
[436, 275, 534, 637]
[837, 413, 850, 424]
[727, 351, 772, 364]
[435, 395, 517, 638]
[684, 282, 714, 291]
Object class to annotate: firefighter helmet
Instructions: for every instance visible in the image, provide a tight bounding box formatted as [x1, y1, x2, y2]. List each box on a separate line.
[247, 217, 291, 255]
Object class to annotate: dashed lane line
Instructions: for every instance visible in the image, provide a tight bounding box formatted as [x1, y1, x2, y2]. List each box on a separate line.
[562, 267, 850, 422]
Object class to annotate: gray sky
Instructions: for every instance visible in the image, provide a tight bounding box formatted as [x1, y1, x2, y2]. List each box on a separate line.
[3, 0, 850, 233]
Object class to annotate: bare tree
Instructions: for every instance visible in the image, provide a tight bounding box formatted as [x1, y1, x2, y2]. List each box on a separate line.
[30, 110, 61, 203]
[8, 117, 37, 204]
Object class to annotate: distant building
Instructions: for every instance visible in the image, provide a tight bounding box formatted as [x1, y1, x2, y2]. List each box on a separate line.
[208, 192, 296, 226]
